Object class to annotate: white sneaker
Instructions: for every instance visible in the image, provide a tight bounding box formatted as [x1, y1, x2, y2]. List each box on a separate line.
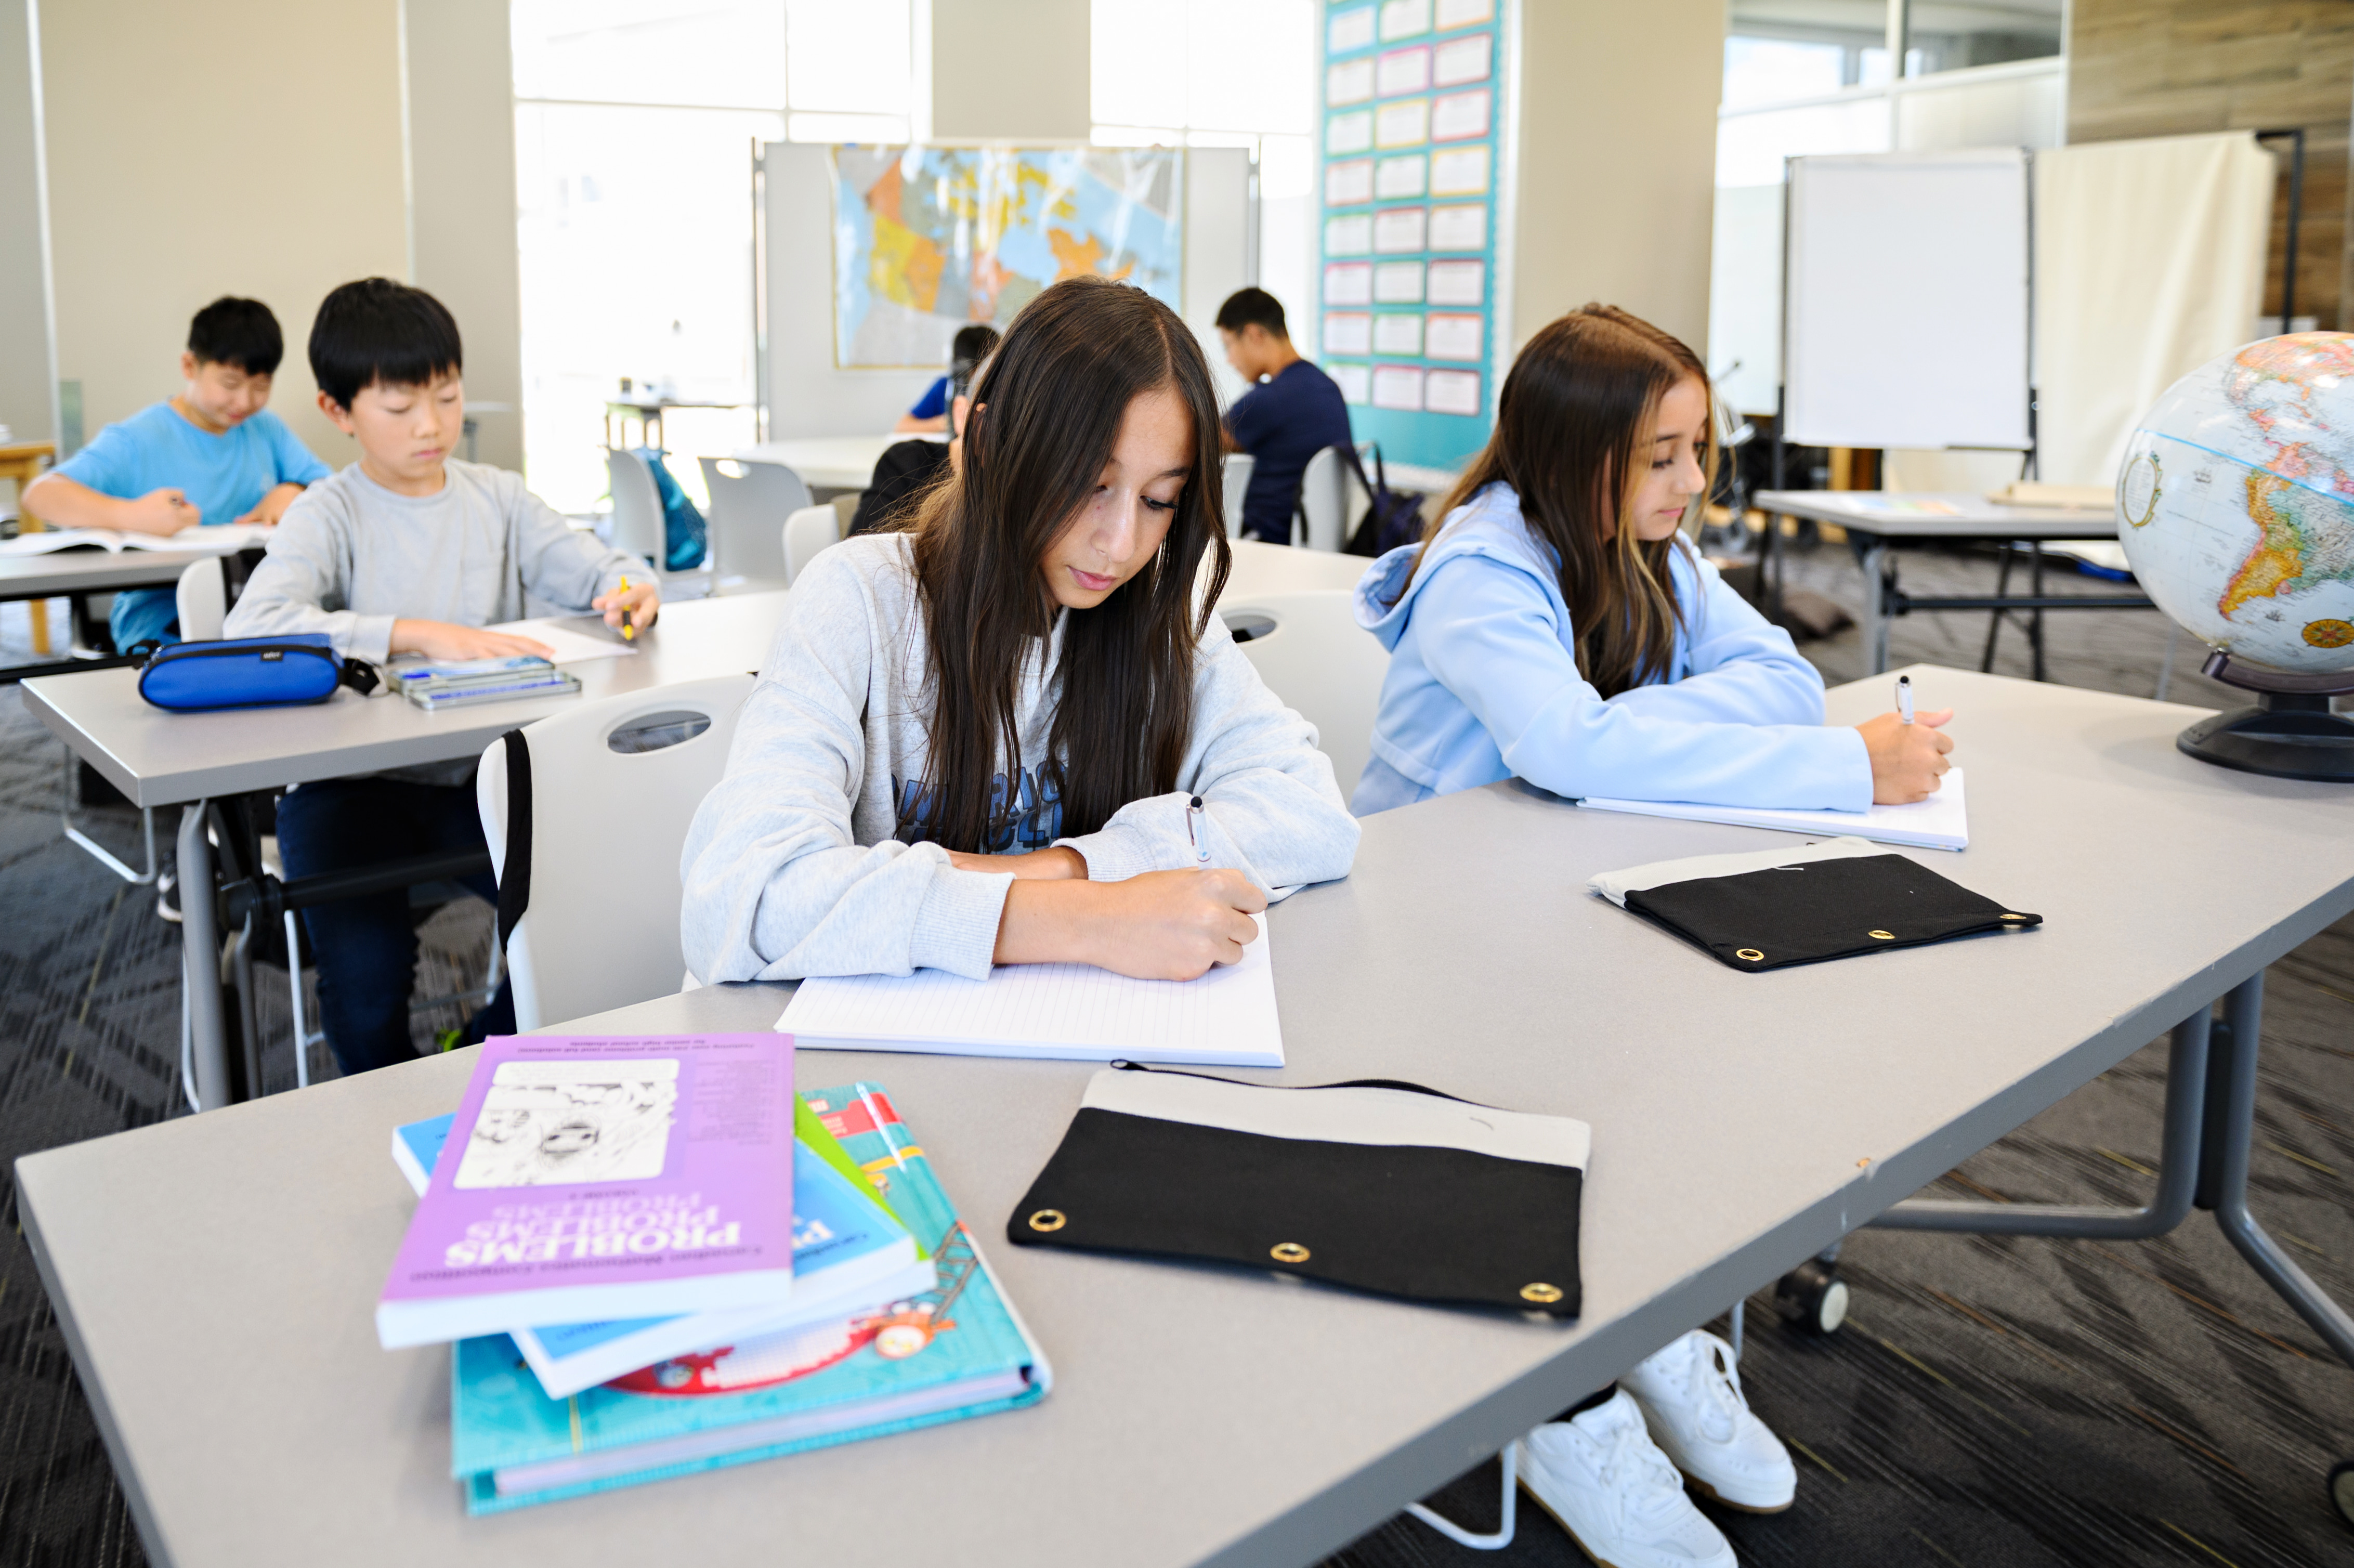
[1620, 1329, 1797, 1513]
[1514, 1390, 1736, 1568]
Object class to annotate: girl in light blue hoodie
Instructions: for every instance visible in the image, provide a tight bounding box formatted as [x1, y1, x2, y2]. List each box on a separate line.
[1353, 304, 1954, 818]
[1349, 307, 1958, 1567]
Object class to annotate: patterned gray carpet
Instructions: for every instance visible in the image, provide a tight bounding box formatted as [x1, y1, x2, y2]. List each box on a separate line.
[0, 545, 2348, 1567]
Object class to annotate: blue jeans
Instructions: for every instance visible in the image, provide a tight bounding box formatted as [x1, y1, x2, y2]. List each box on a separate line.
[109, 586, 179, 651]
[273, 776, 515, 1077]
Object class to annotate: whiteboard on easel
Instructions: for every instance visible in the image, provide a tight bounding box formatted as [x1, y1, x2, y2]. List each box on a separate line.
[1783, 149, 2032, 451]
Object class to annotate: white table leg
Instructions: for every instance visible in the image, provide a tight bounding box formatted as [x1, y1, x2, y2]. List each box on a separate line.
[176, 803, 234, 1110]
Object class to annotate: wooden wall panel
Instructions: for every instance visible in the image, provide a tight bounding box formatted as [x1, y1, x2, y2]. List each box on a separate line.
[2069, 0, 2354, 330]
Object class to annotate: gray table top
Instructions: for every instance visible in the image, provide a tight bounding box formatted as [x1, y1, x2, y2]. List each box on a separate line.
[18, 591, 794, 809]
[1755, 490, 2117, 540]
[0, 546, 228, 597]
[20, 548, 1368, 811]
[20, 668, 2354, 1568]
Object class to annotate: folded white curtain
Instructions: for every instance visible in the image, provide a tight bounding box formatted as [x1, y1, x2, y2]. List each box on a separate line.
[2033, 130, 2275, 488]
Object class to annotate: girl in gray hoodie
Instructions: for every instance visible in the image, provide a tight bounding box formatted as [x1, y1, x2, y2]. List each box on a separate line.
[681, 278, 1359, 985]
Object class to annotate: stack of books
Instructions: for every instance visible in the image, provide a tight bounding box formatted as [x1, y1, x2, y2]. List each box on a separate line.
[389, 654, 582, 711]
[377, 1034, 1049, 1513]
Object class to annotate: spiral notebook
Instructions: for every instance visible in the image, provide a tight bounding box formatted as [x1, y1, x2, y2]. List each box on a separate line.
[776, 913, 1281, 1067]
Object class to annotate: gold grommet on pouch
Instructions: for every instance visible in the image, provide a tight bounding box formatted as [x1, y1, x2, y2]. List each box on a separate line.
[1027, 1209, 1067, 1233]
[1736, 948, 1764, 962]
[1271, 1242, 1311, 1263]
[1868, 930, 1895, 940]
[1999, 913, 2028, 922]
[1521, 1283, 1564, 1304]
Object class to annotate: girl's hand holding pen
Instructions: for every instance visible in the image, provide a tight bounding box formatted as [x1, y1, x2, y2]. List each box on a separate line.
[593, 576, 661, 638]
[1856, 708, 1955, 803]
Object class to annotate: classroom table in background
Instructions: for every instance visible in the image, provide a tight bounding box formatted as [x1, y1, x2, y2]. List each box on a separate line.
[0, 541, 255, 683]
[734, 434, 941, 499]
[604, 398, 749, 454]
[20, 590, 795, 1112]
[18, 666, 2351, 1568]
[1751, 490, 2151, 679]
[1221, 538, 1371, 596]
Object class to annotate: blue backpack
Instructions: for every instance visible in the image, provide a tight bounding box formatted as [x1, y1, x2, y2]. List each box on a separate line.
[629, 445, 709, 572]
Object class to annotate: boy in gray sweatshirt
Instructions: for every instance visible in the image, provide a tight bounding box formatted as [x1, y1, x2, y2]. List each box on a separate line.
[225, 279, 656, 1076]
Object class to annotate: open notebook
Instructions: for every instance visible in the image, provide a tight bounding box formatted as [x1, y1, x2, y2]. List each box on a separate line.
[1577, 769, 1968, 852]
[777, 913, 1281, 1066]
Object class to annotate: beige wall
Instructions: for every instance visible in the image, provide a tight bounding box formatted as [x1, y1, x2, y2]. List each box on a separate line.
[929, 0, 1090, 142]
[0, 0, 51, 454]
[1507, 0, 1722, 357]
[40, 0, 409, 468]
[407, 0, 525, 471]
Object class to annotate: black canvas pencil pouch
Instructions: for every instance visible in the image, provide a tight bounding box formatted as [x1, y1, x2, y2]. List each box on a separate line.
[1590, 836, 2040, 972]
[1008, 1064, 1589, 1317]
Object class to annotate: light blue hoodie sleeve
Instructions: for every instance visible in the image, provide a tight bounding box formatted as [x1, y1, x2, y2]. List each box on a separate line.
[1410, 550, 1872, 810]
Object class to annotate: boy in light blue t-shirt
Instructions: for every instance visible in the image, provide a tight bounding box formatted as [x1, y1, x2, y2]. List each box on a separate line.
[24, 296, 330, 650]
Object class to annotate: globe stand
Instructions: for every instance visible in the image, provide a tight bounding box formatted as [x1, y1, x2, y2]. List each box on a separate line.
[2177, 651, 2354, 782]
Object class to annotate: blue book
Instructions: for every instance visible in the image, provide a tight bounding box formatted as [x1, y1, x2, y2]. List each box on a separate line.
[448, 1083, 1050, 1513]
[393, 1113, 933, 1401]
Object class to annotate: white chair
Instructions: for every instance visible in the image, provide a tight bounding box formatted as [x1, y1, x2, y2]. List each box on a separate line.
[604, 448, 667, 566]
[782, 503, 843, 585]
[476, 674, 757, 1031]
[1222, 589, 1390, 800]
[175, 556, 227, 640]
[1220, 452, 1256, 539]
[1296, 447, 1359, 552]
[698, 456, 808, 585]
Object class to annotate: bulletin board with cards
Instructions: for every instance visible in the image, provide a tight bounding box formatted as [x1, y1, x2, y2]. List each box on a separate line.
[1316, 0, 1508, 472]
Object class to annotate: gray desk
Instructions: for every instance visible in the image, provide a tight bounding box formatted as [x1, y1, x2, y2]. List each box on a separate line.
[1754, 490, 2151, 678]
[18, 668, 2354, 1568]
[0, 546, 230, 682]
[21, 591, 795, 1109]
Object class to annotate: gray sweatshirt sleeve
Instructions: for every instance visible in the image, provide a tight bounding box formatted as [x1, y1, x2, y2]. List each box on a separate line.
[678, 552, 1015, 984]
[1055, 610, 1362, 890]
[221, 488, 389, 662]
[509, 476, 647, 610]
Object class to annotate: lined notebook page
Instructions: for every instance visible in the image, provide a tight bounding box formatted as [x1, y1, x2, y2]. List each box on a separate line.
[1577, 769, 1968, 852]
[776, 914, 1281, 1067]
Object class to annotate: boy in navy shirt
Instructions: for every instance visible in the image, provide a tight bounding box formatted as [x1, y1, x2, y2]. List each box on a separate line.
[25, 297, 329, 649]
[1216, 289, 1353, 545]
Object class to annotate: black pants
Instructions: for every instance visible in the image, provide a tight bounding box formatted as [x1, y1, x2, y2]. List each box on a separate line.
[275, 777, 515, 1076]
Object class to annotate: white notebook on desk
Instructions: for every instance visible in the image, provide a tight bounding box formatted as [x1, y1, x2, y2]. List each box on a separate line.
[776, 913, 1282, 1067]
[1577, 769, 1968, 852]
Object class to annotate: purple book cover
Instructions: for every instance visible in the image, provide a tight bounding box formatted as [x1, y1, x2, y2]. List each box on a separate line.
[376, 1035, 796, 1350]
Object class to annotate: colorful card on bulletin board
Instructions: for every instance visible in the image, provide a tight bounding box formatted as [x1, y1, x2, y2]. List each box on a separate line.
[1318, 0, 1505, 473]
[830, 146, 1185, 369]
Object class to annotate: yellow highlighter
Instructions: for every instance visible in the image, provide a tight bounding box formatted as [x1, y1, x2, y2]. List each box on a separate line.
[617, 575, 635, 641]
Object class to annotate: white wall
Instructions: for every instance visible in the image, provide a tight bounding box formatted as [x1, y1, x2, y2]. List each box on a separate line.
[0, 0, 51, 464]
[407, 0, 526, 472]
[38, 0, 410, 467]
[930, 0, 1090, 141]
[1510, 0, 1724, 357]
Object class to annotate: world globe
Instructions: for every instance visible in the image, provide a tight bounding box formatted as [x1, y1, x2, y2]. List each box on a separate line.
[2116, 333, 2354, 675]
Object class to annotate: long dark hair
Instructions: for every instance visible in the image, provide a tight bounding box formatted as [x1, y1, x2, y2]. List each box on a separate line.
[900, 277, 1231, 851]
[1415, 305, 1715, 697]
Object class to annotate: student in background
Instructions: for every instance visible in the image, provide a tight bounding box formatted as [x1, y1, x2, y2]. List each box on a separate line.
[24, 297, 330, 650]
[1215, 288, 1352, 545]
[226, 279, 658, 1077]
[891, 322, 1002, 435]
[851, 337, 994, 537]
[1351, 304, 1956, 1568]
[683, 277, 1357, 986]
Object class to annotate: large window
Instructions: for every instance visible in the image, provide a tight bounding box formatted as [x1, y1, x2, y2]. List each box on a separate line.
[1090, 0, 1317, 372]
[512, 0, 916, 513]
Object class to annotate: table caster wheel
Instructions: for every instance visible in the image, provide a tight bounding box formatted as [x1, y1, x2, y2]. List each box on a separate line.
[1772, 1259, 1849, 1336]
[2329, 1458, 2354, 1528]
